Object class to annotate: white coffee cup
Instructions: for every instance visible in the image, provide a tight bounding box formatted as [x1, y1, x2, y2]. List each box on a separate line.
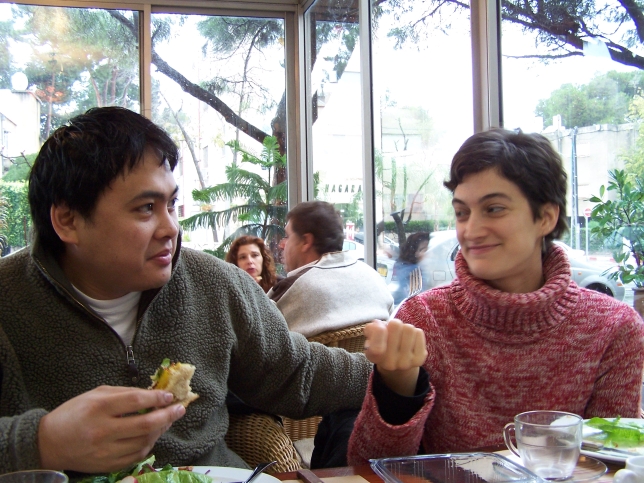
[614, 456, 644, 483]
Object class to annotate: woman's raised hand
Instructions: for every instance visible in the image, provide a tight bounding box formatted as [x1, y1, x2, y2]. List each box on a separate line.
[364, 319, 427, 396]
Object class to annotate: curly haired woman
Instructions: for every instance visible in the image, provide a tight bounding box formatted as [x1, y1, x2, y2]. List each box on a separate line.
[226, 235, 278, 293]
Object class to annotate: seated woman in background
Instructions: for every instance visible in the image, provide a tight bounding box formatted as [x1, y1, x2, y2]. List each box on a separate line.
[391, 232, 430, 304]
[226, 235, 278, 293]
[348, 128, 644, 464]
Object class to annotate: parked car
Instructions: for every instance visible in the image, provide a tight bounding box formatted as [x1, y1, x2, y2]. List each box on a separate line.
[417, 230, 625, 300]
[553, 240, 585, 260]
[354, 232, 400, 258]
[343, 238, 395, 284]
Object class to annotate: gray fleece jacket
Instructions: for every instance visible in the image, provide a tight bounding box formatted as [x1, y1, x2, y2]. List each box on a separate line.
[0, 241, 371, 474]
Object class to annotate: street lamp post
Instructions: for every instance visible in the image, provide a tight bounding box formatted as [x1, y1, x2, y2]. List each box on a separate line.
[584, 207, 591, 260]
[571, 127, 580, 249]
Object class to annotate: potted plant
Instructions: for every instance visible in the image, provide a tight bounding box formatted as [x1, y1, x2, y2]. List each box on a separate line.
[589, 169, 644, 317]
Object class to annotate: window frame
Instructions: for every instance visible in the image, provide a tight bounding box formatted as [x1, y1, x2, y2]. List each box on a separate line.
[1, 0, 501, 271]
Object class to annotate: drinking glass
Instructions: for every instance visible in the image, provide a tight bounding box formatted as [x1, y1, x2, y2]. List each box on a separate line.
[0, 471, 68, 483]
[503, 410, 582, 480]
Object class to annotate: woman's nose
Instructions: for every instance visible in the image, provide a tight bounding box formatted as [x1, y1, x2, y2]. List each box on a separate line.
[462, 213, 485, 239]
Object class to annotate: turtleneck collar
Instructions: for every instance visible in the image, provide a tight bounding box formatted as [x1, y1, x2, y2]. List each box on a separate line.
[451, 243, 580, 343]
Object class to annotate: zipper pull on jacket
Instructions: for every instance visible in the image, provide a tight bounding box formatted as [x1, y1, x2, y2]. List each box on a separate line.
[126, 345, 139, 383]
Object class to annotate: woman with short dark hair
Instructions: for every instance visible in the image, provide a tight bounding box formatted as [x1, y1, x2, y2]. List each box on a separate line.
[348, 128, 644, 464]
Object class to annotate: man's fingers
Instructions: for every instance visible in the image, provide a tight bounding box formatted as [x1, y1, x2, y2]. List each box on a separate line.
[112, 403, 185, 438]
[100, 387, 175, 416]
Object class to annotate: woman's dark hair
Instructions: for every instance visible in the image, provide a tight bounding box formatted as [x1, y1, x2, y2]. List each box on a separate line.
[28, 106, 179, 258]
[286, 201, 344, 255]
[444, 128, 568, 246]
[225, 235, 277, 293]
[398, 232, 430, 264]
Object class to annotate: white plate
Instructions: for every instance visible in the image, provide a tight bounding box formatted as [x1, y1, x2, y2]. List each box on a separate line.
[176, 467, 281, 483]
[581, 418, 644, 463]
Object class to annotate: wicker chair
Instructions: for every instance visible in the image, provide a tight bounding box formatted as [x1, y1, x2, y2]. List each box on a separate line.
[282, 324, 367, 442]
[225, 324, 367, 470]
[225, 413, 302, 473]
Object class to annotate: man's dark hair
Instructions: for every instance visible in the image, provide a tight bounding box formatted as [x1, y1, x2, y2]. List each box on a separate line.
[28, 106, 179, 258]
[444, 128, 568, 245]
[286, 201, 344, 255]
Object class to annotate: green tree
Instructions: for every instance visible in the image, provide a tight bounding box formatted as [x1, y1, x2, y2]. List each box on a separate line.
[0, 181, 31, 249]
[536, 71, 644, 128]
[0, 20, 14, 89]
[179, 136, 287, 258]
[11, 6, 140, 139]
[1, 153, 36, 182]
[379, 0, 644, 70]
[590, 169, 644, 286]
[622, 95, 644, 180]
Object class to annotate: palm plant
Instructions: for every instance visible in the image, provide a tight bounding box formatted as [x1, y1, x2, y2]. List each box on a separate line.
[180, 135, 287, 258]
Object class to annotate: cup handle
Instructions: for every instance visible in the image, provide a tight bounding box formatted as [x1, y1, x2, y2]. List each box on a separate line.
[614, 469, 640, 483]
[503, 422, 520, 458]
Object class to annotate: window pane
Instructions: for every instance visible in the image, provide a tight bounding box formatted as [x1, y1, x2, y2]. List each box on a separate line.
[151, 13, 287, 266]
[305, 0, 364, 246]
[0, 4, 139, 255]
[501, 0, 642, 303]
[371, 1, 474, 302]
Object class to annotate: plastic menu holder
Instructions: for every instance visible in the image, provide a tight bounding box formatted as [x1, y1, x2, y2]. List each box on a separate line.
[370, 453, 543, 483]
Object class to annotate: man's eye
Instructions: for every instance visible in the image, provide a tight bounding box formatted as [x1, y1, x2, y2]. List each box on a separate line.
[169, 197, 178, 208]
[140, 203, 154, 212]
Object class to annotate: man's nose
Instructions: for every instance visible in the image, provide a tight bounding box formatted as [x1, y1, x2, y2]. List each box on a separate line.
[279, 239, 286, 249]
[159, 209, 179, 239]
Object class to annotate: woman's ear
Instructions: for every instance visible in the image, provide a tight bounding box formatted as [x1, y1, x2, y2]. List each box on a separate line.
[50, 204, 80, 245]
[539, 202, 560, 236]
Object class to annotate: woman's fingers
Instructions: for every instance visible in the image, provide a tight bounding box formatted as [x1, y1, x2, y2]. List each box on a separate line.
[364, 320, 389, 363]
[364, 319, 427, 370]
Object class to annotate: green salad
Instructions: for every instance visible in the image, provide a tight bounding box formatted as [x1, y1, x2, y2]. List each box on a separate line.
[586, 417, 644, 448]
[78, 456, 213, 483]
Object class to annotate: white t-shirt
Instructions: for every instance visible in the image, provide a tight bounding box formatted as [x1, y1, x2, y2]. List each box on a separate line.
[72, 285, 141, 345]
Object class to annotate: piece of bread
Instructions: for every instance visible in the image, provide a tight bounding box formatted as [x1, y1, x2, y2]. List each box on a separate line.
[149, 359, 199, 407]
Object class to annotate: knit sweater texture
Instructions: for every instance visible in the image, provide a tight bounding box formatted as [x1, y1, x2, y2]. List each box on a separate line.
[0, 241, 371, 474]
[348, 245, 644, 464]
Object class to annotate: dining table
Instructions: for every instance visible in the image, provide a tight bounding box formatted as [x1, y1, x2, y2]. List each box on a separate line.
[274, 444, 625, 483]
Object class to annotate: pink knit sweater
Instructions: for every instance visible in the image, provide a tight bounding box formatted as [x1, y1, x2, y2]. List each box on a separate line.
[348, 245, 644, 464]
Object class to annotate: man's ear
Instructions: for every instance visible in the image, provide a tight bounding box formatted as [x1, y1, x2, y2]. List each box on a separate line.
[539, 202, 560, 236]
[50, 204, 81, 245]
[300, 233, 315, 253]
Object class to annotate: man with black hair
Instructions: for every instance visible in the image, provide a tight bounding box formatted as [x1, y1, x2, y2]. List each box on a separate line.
[0, 107, 373, 474]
